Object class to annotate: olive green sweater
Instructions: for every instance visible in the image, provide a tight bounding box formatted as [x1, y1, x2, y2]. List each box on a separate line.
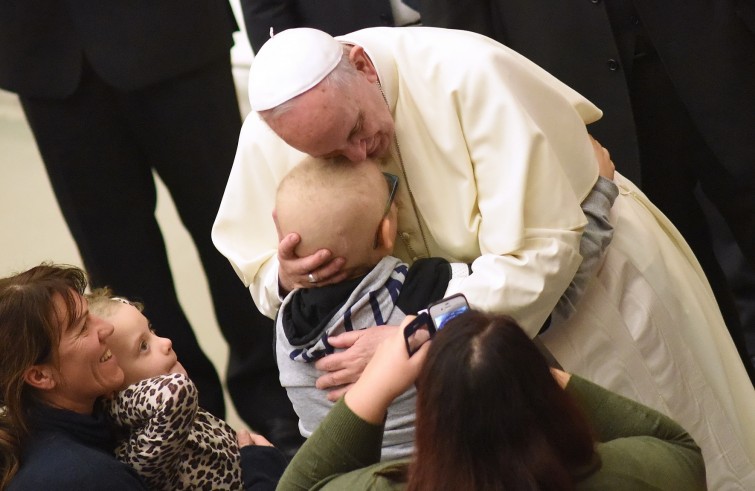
[277, 376, 705, 490]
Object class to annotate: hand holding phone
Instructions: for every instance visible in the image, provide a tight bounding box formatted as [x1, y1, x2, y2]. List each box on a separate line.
[403, 311, 434, 356]
[404, 293, 469, 356]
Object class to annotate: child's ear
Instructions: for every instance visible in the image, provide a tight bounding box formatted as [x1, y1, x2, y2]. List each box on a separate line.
[23, 365, 57, 391]
[272, 208, 285, 242]
[377, 214, 396, 252]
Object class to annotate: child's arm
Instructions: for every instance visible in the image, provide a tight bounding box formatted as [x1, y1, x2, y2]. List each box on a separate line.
[554, 136, 617, 321]
[106, 373, 198, 490]
[553, 176, 618, 321]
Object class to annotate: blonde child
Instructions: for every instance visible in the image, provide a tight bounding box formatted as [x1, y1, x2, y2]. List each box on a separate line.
[88, 290, 286, 490]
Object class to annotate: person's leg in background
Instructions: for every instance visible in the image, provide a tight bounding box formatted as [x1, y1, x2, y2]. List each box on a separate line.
[125, 55, 303, 454]
[696, 156, 755, 372]
[19, 61, 226, 416]
[630, 47, 755, 384]
[700, 195, 755, 369]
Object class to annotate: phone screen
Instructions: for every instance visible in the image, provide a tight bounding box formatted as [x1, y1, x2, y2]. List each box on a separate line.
[428, 293, 469, 331]
[404, 294, 470, 356]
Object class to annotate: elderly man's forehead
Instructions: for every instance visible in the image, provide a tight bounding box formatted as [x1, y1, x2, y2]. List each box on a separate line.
[265, 79, 347, 119]
[269, 90, 354, 141]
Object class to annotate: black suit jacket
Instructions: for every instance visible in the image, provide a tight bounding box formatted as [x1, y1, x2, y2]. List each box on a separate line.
[0, 0, 237, 98]
[241, 0, 395, 53]
[421, 0, 755, 185]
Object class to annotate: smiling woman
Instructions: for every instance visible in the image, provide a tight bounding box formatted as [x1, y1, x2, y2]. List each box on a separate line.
[0, 264, 148, 490]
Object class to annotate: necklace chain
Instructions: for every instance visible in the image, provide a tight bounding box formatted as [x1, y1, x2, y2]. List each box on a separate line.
[376, 81, 430, 258]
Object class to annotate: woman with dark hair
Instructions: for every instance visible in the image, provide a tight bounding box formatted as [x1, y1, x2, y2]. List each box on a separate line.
[278, 310, 705, 490]
[410, 311, 596, 490]
[0, 264, 148, 490]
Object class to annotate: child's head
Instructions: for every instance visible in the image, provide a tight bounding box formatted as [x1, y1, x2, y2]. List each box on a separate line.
[275, 156, 399, 280]
[87, 288, 186, 390]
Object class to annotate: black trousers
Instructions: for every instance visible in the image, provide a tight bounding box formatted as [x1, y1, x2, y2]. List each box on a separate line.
[629, 48, 755, 383]
[20, 56, 301, 438]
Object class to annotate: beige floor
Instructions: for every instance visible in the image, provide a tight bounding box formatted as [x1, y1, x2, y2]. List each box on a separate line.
[0, 86, 246, 429]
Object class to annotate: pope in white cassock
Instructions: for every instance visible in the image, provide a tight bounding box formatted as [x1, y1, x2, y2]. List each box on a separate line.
[212, 27, 755, 489]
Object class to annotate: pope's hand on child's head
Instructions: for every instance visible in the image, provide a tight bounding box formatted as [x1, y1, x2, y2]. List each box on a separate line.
[273, 210, 348, 293]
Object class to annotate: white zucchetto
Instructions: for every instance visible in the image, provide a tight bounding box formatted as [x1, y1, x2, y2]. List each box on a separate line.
[248, 28, 343, 112]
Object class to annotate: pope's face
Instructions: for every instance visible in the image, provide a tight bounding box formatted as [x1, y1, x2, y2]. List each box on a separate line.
[265, 51, 395, 162]
[105, 303, 186, 390]
[43, 293, 125, 413]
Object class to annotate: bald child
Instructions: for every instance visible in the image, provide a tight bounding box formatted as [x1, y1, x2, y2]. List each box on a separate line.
[275, 157, 399, 282]
[273, 156, 618, 460]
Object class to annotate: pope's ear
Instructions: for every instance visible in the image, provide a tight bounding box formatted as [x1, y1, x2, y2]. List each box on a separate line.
[23, 365, 56, 391]
[349, 46, 378, 82]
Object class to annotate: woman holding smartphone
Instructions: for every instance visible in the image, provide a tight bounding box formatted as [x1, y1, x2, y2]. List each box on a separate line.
[278, 310, 705, 490]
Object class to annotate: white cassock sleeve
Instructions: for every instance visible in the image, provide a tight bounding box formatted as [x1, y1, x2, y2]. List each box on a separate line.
[212, 115, 306, 318]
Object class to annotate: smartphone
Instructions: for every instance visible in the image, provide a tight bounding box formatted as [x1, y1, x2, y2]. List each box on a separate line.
[427, 293, 469, 331]
[403, 311, 434, 356]
[403, 294, 470, 356]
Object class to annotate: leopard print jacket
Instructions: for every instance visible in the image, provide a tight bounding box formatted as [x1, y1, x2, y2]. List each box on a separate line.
[103, 373, 243, 490]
